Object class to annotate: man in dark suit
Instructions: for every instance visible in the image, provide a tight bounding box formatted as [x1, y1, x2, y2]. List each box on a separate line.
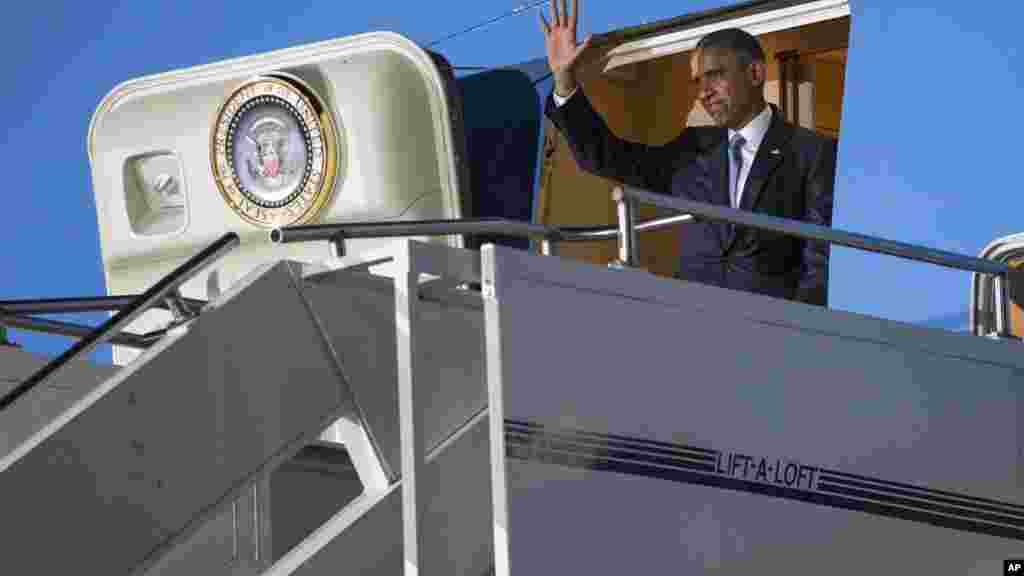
[539, 0, 836, 306]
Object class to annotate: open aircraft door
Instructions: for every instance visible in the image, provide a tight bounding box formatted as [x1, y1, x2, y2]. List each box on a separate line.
[87, 32, 471, 365]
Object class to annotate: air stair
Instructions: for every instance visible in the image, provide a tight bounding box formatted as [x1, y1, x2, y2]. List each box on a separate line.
[1, 235, 493, 575]
[3, 186, 1024, 575]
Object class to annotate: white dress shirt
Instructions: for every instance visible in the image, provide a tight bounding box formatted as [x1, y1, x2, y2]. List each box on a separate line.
[552, 87, 578, 107]
[728, 104, 772, 208]
[553, 88, 773, 208]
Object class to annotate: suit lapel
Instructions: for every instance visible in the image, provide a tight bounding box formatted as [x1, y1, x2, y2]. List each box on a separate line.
[724, 106, 795, 250]
[712, 139, 731, 206]
[739, 107, 793, 212]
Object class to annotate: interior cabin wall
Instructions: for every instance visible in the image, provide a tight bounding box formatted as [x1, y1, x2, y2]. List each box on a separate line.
[812, 51, 846, 137]
[758, 17, 850, 136]
[537, 17, 850, 279]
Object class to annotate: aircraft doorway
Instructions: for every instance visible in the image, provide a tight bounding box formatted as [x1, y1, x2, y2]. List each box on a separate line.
[537, 2, 852, 280]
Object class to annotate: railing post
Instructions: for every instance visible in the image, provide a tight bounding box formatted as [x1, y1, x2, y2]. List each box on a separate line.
[164, 288, 190, 324]
[613, 186, 638, 268]
[394, 242, 428, 576]
[330, 235, 347, 258]
[995, 274, 1013, 337]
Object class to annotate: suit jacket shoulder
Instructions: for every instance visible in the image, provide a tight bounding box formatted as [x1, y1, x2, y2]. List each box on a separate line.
[543, 88, 709, 193]
[685, 125, 727, 152]
[788, 125, 837, 157]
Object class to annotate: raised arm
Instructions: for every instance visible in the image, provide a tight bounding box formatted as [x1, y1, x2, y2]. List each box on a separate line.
[539, 0, 694, 192]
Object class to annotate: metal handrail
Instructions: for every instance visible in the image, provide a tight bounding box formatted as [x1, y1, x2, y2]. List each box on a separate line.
[620, 185, 1011, 276]
[272, 215, 697, 245]
[270, 214, 697, 260]
[271, 218, 558, 244]
[269, 188, 1016, 278]
[270, 185, 1019, 332]
[0, 232, 240, 412]
[0, 295, 207, 315]
[0, 312, 164, 349]
[271, 191, 1011, 276]
[615, 185, 1021, 335]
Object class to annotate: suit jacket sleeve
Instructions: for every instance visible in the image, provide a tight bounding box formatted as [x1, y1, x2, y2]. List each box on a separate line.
[795, 136, 837, 307]
[544, 89, 697, 193]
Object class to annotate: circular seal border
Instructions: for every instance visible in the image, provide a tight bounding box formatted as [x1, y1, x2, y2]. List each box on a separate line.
[225, 94, 313, 209]
[210, 74, 338, 228]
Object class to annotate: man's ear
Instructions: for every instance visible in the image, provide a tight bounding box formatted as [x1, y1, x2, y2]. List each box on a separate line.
[750, 60, 767, 87]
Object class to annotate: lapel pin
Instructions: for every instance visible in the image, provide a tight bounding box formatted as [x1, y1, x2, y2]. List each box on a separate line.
[770, 148, 781, 155]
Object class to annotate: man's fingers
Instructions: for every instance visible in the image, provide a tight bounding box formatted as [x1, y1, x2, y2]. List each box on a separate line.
[538, 10, 550, 35]
[550, 0, 560, 28]
[561, 0, 569, 28]
[570, 0, 579, 31]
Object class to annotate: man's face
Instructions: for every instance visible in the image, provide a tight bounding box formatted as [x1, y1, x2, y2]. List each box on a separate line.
[691, 47, 764, 129]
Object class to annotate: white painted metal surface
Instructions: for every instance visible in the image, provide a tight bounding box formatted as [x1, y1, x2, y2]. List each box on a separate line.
[263, 241, 492, 576]
[482, 243, 1024, 576]
[88, 31, 469, 366]
[0, 348, 117, 462]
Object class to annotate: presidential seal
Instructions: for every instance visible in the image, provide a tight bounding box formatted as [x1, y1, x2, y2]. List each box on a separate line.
[211, 74, 338, 228]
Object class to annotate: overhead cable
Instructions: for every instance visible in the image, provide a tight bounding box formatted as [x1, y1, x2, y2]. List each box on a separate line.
[424, 0, 552, 48]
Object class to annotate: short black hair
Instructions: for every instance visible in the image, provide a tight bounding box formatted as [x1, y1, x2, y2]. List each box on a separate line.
[696, 28, 766, 66]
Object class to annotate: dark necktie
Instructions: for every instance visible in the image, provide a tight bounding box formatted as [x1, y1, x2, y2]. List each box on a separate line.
[730, 133, 747, 209]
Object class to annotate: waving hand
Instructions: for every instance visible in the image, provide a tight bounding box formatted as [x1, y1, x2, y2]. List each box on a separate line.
[539, 0, 592, 96]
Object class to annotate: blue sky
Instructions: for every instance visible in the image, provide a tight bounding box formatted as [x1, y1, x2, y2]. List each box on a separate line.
[4, 1, 1022, 361]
